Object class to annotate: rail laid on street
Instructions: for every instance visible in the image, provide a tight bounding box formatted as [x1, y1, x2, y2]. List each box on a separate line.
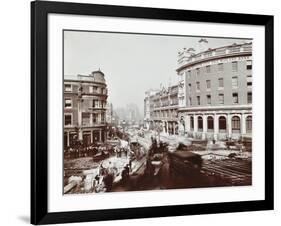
[201, 159, 252, 185]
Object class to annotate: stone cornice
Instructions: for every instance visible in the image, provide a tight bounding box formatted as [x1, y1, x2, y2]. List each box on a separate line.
[178, 104, 252, 112]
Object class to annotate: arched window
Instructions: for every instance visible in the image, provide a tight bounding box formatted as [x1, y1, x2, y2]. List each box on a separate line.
[246, 116, 252, 133]
[219, 116, 227, 132]
[207, 116, 214, 131]
[190, 116, 194, 131]
[198, 116, 203, 131]
[232, 116, 241, 133]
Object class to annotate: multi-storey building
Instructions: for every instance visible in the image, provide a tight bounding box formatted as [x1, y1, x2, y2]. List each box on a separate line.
[145, 85, 179, 135]
[144, 89, 158, 129]
[176, 42, 252, 140]
[64, 70, 108, 147]
[105, 102, 113, 124]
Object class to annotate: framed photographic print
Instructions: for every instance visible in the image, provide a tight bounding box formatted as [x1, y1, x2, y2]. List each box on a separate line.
[31, 0, 274, 224]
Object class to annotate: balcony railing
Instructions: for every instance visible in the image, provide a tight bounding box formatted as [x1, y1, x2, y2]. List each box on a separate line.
[151, 116, 178, 121]
[84, 90, 108, 95]
[177, 43, 252, 67]
[82, 121, 106, 127]
[88, 106, 106, 110]
[153, 103, 179, 110]
[64, 121, 107, 129]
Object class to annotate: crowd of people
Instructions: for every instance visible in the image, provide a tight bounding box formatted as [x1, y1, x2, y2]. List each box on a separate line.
[64, 144, 113, 159]
[64, 129, 149, 193]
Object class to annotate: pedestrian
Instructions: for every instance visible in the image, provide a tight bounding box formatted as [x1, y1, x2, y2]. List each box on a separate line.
[98, 146, 102, 153]
[121, 164, 130, 183]
[129, 159, 132, 172]
[93, 174, 100, 192]
[117, 147, 121, 158]
[103, 173, 114, 192]
[124, 147, 128, 157]
[99, 162, 106, 176]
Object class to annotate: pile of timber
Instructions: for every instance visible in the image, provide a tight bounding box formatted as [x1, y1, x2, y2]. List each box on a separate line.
[64, 180, 78, 194]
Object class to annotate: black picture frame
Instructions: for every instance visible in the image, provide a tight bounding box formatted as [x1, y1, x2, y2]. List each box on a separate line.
[31, 0, 274, 224]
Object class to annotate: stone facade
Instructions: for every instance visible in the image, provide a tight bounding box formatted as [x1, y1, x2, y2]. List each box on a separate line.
[144, 85, 179, 135]
[144, 89, 158, 129]
[177, 42, 252, 140]
[64, 71, 108, 147]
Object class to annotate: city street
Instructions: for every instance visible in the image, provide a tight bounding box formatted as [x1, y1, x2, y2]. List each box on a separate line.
[64, 128, 252, 194]
[111, 131, 252, 192]
[62, 34, 253, 195]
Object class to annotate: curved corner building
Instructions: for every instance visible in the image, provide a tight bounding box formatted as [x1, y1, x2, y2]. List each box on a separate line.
[176, 42, 252, 140]
[64, 70, 108, 147]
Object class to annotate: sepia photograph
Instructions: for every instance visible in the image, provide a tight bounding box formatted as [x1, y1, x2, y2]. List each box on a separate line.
[30, 1, 274, 224]
[63, 30, 253, 195]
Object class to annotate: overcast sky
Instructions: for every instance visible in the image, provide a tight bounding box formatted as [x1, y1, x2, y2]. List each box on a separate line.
[64, 30, 251, 113]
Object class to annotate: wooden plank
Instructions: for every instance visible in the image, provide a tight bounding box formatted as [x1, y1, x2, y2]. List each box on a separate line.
[64, 181, 77, 194]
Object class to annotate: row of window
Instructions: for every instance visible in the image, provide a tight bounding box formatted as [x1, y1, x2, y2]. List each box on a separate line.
[185, 60, 252, 78]
[190, 115, 252, 133]
[152, 100, 179, 108]
[189, 75, 252, 93]
[64, 113, 106, 126]
[64, 84, 107, 94]
[92, 100, 106, 108]
[81, 112, 105, 125]
[64, 98, 106, 109]
[152, 110, 178, 118]
[189, 92, 252, 106]
[89, 86, 107, 95]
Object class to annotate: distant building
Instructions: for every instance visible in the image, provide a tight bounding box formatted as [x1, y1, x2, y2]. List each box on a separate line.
[64, 70, 108, 147]
[106, 102, 113, 124]
[176, 42, 252, 140]
[115, 104, 142, 126]
[144, 85, 179, 135]
[126, 103, 142, 125]
[144, 89, 158, 129]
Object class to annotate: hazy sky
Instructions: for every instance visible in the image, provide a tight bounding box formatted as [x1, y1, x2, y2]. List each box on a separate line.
[64, 30, 251, 113]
